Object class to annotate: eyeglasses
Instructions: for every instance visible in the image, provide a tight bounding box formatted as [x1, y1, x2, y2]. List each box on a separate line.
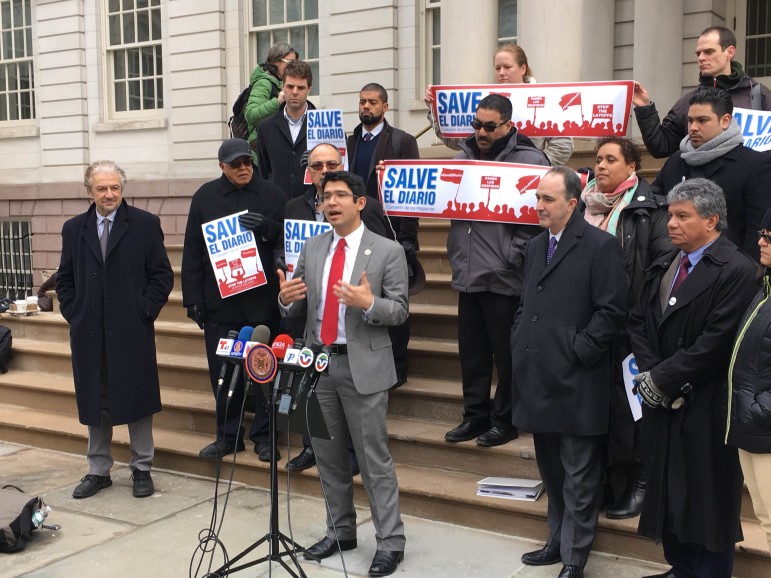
[226, 157, 252, 169]
[321, 191, 355, 203]
[309, 161, 342, 171]
[759, 230, 771, 243]
[470, 118, 510, 132]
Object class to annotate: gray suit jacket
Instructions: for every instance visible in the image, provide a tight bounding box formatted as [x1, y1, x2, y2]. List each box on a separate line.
[284, 225, 409, 394]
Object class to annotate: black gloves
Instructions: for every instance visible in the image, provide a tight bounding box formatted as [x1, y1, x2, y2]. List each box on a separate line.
[300, 150, 310, 170]
[633, 371, 666, 408]
[275, 255, 288, 274]
[239, 212, 269, 238]
[187, 304, 205, 330]
[401, 241, 417, 266]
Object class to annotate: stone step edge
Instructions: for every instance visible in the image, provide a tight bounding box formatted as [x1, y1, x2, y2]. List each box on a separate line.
[0, 372, 523, 460]
[0, 404, 767, 562]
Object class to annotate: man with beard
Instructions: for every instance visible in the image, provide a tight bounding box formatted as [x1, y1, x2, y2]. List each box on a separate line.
[347, 83, 419, 387]
[444, 93, 550, 448]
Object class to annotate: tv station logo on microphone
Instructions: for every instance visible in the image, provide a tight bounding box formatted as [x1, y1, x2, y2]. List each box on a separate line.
[284, 348, 300, 365]
[298, 348, 314, 368]
[315, 352, 329, 372]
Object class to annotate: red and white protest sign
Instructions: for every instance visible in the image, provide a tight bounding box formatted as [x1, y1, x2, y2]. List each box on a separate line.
[430, 80, 634, 139]
[378, 159, 555, 225]
[202, 211, 267, 298]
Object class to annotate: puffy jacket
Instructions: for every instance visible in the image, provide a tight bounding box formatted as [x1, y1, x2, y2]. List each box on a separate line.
[245, 65, 281, 146]
[447, 129, 549, 296]
[726, 274, 771, 453]
[635, 61, 771, 158]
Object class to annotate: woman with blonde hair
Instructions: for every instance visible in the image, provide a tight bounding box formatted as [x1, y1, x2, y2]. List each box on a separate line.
[424, 44, 573, 165]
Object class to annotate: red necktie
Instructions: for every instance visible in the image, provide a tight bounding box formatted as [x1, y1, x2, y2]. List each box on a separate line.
[670, 254, 691, 296]
[321, 238, 346, 345]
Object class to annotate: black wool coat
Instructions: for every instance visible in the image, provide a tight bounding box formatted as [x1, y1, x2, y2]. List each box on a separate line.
[627, 234, 759, 550]
[651, 144, 771, 261]
[255, 101, 316, 199]
[510, 212, 629, 435]
[181, 173, 287, 325]
[56, 202, 173, 426]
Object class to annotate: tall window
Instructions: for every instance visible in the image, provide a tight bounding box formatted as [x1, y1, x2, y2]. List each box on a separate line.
[498, 0, 517, 45]
[251, 0, 319, 96]
[426, 0, 441, 85]
[744, 0, 771, 77]
[106, 0, 163, 114]
[0, 0, 34, 122]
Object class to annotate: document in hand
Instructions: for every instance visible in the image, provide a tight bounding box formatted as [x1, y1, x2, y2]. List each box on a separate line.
[476, 477, 544, 502]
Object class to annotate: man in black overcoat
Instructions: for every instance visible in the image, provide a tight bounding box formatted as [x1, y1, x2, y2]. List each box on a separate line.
[182, 138, 287, 461]
[511, 166, 628, 578]
[650, 86, 771, 261]
[57, 160, 173, 499]
[628, 178, 759, 578]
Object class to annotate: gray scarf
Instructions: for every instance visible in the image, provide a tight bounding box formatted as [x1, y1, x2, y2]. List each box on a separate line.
[679, 120, 744, 166]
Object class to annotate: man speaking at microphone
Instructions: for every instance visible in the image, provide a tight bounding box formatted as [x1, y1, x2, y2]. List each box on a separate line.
[278, 170, 408, 577]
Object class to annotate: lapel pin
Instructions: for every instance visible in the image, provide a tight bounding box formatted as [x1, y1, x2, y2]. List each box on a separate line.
[668, 297, 677, 307]
[365, 249, 372, 256]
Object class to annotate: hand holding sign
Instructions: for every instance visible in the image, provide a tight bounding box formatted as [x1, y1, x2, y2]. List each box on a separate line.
[334, 271, 375, 311]
[278, 269, 307, 306]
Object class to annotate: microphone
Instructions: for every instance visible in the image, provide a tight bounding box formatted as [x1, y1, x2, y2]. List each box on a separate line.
[291, 341, 322, 412]
[277, 336, 304, 414]
[215, 329, 240, 390]
[251, 324, 271, 346]
[226, 325, 254, 400]
[270, 333, 294, 402]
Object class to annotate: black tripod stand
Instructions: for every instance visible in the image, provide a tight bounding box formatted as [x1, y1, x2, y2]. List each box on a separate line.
[211, 373, 329, 577]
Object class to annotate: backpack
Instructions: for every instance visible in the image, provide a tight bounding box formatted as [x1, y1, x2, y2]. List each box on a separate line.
[228, 84, 253, 140]
[228, 76, 281, 140]
[0, 486, 47, 553]
[0, 326, 11, 374]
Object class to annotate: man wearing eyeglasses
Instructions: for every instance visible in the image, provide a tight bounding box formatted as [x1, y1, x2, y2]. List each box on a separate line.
[280, 142, 387, 473]
[278, 170, 408, 577]
[181, 138, 287, 461]
[444, 93, 550, 448]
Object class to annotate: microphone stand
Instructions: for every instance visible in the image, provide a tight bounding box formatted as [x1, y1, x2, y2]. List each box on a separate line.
[211, 367, 311, 578]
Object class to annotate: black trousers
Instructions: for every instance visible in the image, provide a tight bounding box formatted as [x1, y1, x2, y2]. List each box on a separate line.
[203, 319, 276, 446]
[457, 291, 518, 427]
[661, 532, 734, 578]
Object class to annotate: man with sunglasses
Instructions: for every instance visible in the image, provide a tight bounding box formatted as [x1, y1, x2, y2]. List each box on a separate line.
[182, 137, 287, 461]
[444, 93, 550, 448]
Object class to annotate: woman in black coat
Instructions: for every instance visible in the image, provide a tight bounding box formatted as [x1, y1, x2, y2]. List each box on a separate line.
[580, 136, 671, 519]
[726, 208, 771, 552]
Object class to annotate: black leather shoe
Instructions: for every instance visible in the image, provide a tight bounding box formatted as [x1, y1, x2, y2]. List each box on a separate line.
[444, 420, 489, 442]
[476, 425, 519, 446]
[130, 468, 155, 498]
[286, 446, 316, 471]
[351, 452, 360, 476]
[72, 474, 112, 499]
[642, 571, 676, 578]
[255, 442, 280, 462]
[521, 544, 561, 566]
[368, 550, 404, 576]
[607, 479, 646, 519]
[558, 565, 583, 578]
[303, 536, 357, 561]
[198, 439, 245, 459]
